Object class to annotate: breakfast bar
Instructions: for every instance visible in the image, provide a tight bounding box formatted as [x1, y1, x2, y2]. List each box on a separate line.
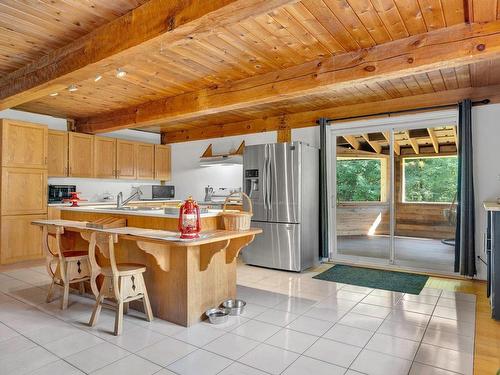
[33, 212, 261, 327]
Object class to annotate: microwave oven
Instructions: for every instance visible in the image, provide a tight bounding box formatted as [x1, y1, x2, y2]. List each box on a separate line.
[48, 185, 76, 203]
[139, 185, 175, 200]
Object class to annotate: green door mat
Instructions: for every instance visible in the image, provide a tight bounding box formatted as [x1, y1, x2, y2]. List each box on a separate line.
[313, 265, 429, 295]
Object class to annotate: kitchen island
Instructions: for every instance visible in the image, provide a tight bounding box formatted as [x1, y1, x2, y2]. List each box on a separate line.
[42, 206, 260, 326]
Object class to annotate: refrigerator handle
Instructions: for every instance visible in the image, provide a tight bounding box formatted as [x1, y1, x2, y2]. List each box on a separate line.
[262, 145, 268, 211]
[267, 150, 272, 210]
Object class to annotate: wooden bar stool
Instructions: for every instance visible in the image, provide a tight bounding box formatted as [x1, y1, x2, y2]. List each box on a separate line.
[42, 225, 91, 310]
[87, 231, 153, 335]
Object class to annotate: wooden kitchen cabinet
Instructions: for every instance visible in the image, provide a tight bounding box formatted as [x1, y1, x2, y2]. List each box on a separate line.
[48, 129, 68, 176]
[68, 132, 94, 177]
[116, 139, 137, 179]
[1, 119, 48, 169]
[1, 167, 47, 215]
[94, 136, 116, 178]
[0, 214, 47, 264]
[136, 142, 155, 180]
[154, 144, 171, 180]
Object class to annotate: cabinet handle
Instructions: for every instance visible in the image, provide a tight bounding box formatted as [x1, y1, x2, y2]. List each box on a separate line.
[44, 157, 47, 165]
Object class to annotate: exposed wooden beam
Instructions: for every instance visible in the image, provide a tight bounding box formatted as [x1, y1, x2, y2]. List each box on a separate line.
[76, 20, 500, 133]
[277, 129, 291, 143]
[362, 134, 382, 153]
[0, 0, 299, 109]
[343, 135, 360, 150]
[382, 131, 400, 155]
[427, 128, 440, 153]
[161, 83, 500, 143]
[406, 131, 420, 154]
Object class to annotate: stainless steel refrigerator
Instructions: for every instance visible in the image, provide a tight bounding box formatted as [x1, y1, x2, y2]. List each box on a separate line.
[242, 142, 319, 272]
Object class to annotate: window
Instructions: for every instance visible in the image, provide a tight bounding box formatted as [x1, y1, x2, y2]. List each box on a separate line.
[337, 158, 385, 202]
[403, 156, 458, 203]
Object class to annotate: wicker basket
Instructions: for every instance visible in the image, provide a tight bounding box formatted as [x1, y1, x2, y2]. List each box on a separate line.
[222, 192, 253, 231]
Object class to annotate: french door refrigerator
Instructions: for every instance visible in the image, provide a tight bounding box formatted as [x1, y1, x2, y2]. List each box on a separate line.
[242, 142, 319, 272]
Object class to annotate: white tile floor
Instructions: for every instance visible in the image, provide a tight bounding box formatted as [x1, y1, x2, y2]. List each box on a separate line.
[0, 263, 476, 375]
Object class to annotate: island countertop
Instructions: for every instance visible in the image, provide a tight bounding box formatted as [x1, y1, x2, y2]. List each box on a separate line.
[57, 205, 225, 218]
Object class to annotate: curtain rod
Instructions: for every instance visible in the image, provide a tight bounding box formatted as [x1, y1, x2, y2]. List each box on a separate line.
[316, 99, 490, 124]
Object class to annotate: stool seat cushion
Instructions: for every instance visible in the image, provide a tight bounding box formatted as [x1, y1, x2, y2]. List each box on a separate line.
[101, 263, 147, 276]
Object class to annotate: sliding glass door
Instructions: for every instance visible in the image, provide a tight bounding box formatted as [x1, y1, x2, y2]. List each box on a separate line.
[393, 126, 458, 273]
[328, 111, 458, 275]
[334, 132, 391, 264]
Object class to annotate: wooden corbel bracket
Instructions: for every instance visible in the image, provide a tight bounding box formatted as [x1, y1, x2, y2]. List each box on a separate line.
[225, 235, 255, 264]
[136, 241, 171, 272]
[199, 239, 230, 271]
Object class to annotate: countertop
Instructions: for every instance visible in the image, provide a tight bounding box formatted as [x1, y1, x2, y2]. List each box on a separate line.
[57, 205, 225, 218]
[484, 201, 500, 211]
[49, 199, 181, 207]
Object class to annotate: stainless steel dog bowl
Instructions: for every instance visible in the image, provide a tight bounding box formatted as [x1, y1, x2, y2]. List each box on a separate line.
[221, 299, 246, 316]
[205, 308, 229, 324]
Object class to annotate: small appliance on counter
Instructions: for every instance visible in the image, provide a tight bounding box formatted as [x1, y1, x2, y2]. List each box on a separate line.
[48, 184, 76, 203]
[139, 185, 175, 200]
[201, 186, 241, 208]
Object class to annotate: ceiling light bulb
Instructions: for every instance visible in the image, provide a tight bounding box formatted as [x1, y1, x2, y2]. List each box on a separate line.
[49, 92, 59, 97]
[94, 74, 102, 82]
[115, 68, 127, 78]
[68, 84, 78, 92]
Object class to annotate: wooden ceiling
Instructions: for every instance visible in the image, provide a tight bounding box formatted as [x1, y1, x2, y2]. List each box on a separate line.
[0, 0, 149, 76]
[2, 0, 500, 142]
[337, 126, 457, 156]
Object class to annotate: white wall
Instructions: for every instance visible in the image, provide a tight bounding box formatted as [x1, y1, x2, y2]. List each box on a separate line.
[0, 109, 160, 201]
[473, 103, 500, 280]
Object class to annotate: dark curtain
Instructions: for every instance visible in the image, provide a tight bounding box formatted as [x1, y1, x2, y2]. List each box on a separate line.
[319, 118, 329, 259]
[454, 99, 476, 276]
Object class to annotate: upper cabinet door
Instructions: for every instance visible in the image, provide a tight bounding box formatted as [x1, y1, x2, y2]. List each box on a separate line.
[68, 132, 94, 177]
[48, 130, 68, 177]
[116, 140, 137, 179]
[94, 136, 116, 178]
[1, 119, 48, 169]
[136, 143, 155, 180]
[154, 144, 171, 181]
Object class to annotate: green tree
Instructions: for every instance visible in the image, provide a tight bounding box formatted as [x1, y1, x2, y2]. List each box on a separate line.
[404, 156, 457, 203]
[337, 159, 381, 201]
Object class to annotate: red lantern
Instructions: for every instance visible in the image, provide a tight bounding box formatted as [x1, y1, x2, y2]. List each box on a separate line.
[178, 196, 201, 239]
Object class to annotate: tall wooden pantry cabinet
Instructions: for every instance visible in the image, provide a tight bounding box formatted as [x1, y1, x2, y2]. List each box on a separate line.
[0, 119, 48, 264]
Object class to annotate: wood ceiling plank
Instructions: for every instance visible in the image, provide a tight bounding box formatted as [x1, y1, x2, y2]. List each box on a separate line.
[0, 0, 300, 109]
[412, 72, 435, 94]
[160, 83, 500, 143]
[441, 0, 466, 25]
[471, 0, 497, 22]
[426, 70, 447, 91]
[74, 20, 500, 133]
[455, 65, 472, 88]
[417, 0, 447, 31]
[370, 0, 410, 39]
[322, 0, 377, 48]
[393, 0, 428, 34]
[302, 0, 361, 50]
[284, 2, 346, 54]
[343, 0, 392, 44]
[270, 7, 331, 59]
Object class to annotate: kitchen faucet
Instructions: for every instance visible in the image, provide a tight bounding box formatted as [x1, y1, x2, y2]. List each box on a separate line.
[116, 187, 142, 208]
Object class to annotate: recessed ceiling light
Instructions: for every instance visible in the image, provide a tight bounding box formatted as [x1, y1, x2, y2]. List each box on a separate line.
[115, 68, 127, 78]
[94, 74, 103, 82]
[68, 84, 78, 92]
[49, 92, 59, 97]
